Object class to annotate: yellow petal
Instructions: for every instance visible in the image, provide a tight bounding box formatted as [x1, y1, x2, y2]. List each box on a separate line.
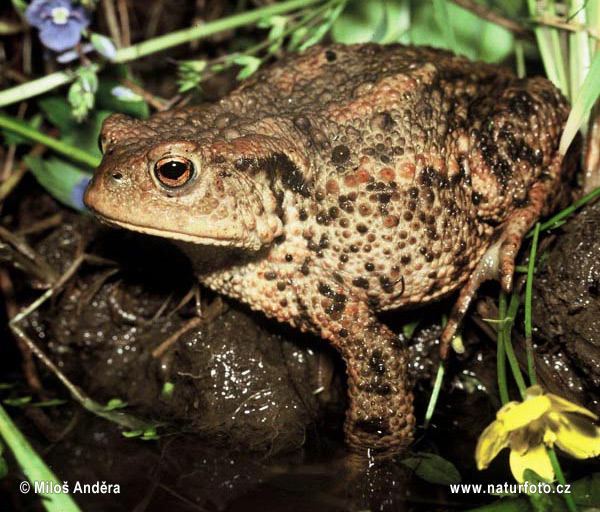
[553, 413, 600, 459]
[497, 396, 551, 431]
[547, 393, 599, 420]
[509, 443, 554, 483]
[475, 418, 510, 469]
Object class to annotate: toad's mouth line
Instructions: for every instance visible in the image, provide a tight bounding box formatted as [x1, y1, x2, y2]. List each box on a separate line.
[89, 210, 239, 247]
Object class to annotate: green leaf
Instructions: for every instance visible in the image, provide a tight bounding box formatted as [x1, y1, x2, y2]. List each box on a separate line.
[26, 156, 91, 211]
[122, 429, 144, 438]
[104, 398, 128, 411]
[77, 66, 99, 94]
[432, 0, 456, 51]
[141, 428, 159, 441]
[38, 97, 78, 132]
[560, 51, 600, 154]
[176, 60, 207, 95]
[402, 319, 420, 339]
[90, 33, 117, 61]
[261, 15, 287, 53]
[122, 427, 160, 440]
[401, 453, 461, 485]
[288, 26, 309, 51]
[522, 469, 567, 512]
[68, 66, 99, 121]
[410, 1, 514, 63]
[68, 82, 92, 121]
[160, 382, 175, 401]
[332, 0, 410, 44]
[233, 55, 262, 80]
[572, 472, 600, 506]
[3, 396, 32, 407]
[61, 110, 110, 159]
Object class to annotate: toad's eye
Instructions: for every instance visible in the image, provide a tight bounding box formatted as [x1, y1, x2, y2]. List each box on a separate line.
[154, 157, 194, 188]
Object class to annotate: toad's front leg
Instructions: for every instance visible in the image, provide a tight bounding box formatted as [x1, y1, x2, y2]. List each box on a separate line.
[308, 299, 415, 455]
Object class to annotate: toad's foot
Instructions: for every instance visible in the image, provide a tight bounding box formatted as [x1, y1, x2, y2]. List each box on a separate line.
[309, 300, 415, 455]
[440, 179, 558, 358]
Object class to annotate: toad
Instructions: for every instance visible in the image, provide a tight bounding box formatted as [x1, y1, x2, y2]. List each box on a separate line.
[84, 43, 575, 456]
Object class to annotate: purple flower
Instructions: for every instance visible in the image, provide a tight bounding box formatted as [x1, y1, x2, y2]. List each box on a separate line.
[25, 0, 90, 53]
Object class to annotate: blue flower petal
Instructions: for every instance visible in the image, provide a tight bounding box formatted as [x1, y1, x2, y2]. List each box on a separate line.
[56, 48, 79, 63]
[54, 0, 75, 8]
[69, 4, 91, 28]
[39, 20, 82, 52]
[26, 0, 91, 52]
[71, 177, 91, 211]
[25, 0, 51, 28]
[56, 42, 93, 63]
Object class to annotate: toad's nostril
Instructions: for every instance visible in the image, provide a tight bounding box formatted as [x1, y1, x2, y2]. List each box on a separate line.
[112, 172, 123, 180]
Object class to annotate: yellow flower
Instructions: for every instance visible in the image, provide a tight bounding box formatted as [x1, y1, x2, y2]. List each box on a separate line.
[476, 385, 600, 482]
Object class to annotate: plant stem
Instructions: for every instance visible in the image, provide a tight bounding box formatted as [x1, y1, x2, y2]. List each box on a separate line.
[502, 292, 527, 398]
[497, 293, 510, 405]
[116, 0, 327, 62]
[0, 71, 73, 108]
[547, 447, 578, 512]
[0, 113, 100, 168]
[0, 0, 330, 107]
[524, 223, 540, 385]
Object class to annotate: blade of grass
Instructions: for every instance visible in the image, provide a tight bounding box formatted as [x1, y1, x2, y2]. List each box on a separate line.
[527, 0, 568, 95]
[568, 0, 591, 108]
[423, 363, 445, 429]
[0, 404, 82, 512]
[534, 185, 600, 233]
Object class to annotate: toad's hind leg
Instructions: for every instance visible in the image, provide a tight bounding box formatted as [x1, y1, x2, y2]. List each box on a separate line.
[440, 176, 566, 358]
[309, 300, 415, 455]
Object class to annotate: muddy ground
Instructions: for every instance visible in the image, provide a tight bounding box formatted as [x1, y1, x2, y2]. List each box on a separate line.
[0, 186, 599, 511]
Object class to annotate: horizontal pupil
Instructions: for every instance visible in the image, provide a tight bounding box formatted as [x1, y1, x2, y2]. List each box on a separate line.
[160, 161, 188, 180]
